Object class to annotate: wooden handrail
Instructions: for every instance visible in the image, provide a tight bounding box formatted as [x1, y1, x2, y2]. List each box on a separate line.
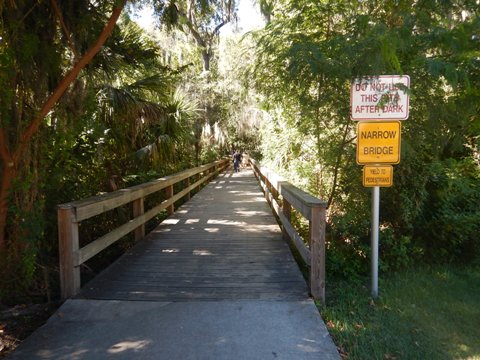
[57, 159, 230, 299]
[249, 158, 327, 304]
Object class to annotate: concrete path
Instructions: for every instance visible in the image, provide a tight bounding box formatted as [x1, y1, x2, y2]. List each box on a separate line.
[8, 168, 340, 360]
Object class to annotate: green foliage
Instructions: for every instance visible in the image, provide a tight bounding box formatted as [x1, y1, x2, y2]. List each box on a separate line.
[378, 230, 415, 272]
[0, 246, 38, 304]
[328, 191, 371, 279]
[253, 0, 480, 277]
[416, 159, 480, 262]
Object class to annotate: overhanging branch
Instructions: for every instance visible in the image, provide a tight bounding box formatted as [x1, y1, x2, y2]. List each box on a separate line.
[51, 0, 80, 59]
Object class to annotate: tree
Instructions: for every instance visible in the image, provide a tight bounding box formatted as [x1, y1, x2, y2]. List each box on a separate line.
[0, 0, 127, 250]
[148, 0, 239, 163]
[160, 0, 237, 71]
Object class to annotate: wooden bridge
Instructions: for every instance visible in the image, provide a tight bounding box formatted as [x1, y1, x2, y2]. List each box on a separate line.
[58, 158, 327, 303]
[10, 158, 340, 359]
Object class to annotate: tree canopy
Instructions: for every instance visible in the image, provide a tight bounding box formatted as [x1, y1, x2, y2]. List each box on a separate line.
[253, 0, 479, 275]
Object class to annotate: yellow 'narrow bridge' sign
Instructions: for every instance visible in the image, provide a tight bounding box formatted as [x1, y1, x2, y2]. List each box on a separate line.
[356, 121, 401, 164]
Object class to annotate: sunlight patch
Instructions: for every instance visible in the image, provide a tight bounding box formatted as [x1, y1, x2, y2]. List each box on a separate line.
[108, 340, 151, 354]
[185, 219, 200, 224]
[207, 219, 247, 226]
[163, 219, 180, 225]
[193, 249, 215, 256]
[38, 349, 89, 359]
[236, 210, 269, 216]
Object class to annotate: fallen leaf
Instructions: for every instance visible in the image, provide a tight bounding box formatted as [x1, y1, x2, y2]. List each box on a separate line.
[384, 353, 397, 359]
[337, 346, 348, 359]
[326, 320, 335, 329]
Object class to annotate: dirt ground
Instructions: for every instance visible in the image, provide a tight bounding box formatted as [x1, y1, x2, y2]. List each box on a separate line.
[0, 303, 58, 358]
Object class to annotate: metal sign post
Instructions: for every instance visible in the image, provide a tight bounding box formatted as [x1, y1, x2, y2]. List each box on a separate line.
[371, 186, 380, 298]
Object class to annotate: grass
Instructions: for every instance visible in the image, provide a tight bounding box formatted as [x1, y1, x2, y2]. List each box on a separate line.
[319, 265, 480, 360]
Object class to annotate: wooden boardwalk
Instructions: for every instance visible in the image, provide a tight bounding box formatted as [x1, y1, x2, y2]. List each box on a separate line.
[79, 168, 309, 301]
[10, 167, 341, 360]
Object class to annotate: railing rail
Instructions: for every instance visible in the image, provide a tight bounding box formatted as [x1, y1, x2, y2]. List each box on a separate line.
[57, 159, 230, 299]
[249, 158, 327, 304]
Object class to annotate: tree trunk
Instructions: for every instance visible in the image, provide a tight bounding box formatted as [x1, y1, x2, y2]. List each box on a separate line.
[202, 49, 211, 72]
[195, 141, 200, 166]
[0, 163, 15, 250]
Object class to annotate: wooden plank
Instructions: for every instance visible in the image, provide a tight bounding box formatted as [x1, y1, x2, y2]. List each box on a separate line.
[132, 197, 145, 242]
[310, 205, 326, 304]
[281, 183, 326, 220]
[58, 206, 80, 299]
[186, 177, 191, 200]
[278, 211, 311, 265]
[96, 270, 301, 278]
[282, 199, 291, 242]
[80, 289, 307, 302]
[165, 185, 174, 215]
[74, 173, 184, 221]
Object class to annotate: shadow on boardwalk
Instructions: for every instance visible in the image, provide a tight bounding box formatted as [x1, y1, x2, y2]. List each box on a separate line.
[8, 169, 340, 360]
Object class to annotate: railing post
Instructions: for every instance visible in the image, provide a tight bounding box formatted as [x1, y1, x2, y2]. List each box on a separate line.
[282, 199, 291, 242]
[271, 184, 278, 201]
[133, 197, 145, 241]
[265, 178, 272, 205]
[166, 185, 174, 215]
[58, 205, 80, 299]
[310, 205, 326, 304]
[309, 219, 312, 247]
[186, 177, 191, 200]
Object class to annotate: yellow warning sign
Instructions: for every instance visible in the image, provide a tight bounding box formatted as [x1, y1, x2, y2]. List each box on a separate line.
[363, 165, 393, 187]
[357, 121, 401, 164]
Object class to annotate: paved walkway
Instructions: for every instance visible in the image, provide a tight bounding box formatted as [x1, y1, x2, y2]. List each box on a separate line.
[8, 169, 340, 360]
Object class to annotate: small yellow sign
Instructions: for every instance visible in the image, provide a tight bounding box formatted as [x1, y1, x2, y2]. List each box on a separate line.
[357, 121, 401, 164]
[363, 165, 393, 187]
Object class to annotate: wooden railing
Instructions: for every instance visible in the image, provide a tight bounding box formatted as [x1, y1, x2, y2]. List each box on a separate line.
[57, 159, 230, 299]
[249, 158, 327, 304]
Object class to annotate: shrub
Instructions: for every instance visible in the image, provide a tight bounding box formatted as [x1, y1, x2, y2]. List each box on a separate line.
[415, 159, 480, 263]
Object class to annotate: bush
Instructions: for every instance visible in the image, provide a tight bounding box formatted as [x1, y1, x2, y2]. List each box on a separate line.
[378, 228, 417, 272]
[328, 210, 371, 280]
[415, 159, 480, 263]
[327, 156, 480, 278]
